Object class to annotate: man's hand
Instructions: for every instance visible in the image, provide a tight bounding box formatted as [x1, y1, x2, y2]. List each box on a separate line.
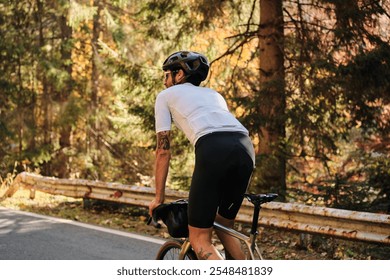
[149, 198, 163, 217]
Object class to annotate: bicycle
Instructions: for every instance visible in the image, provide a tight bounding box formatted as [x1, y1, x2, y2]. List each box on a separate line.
[147, 193, 278, 260]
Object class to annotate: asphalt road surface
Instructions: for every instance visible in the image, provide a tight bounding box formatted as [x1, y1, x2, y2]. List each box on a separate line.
[0, 207, 164, 260]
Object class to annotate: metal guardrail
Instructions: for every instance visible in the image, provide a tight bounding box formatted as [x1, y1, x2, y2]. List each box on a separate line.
[2, 172, 390, 245]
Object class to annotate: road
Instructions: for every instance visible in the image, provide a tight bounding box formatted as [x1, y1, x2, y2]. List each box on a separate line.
[0, 207, 164, 260]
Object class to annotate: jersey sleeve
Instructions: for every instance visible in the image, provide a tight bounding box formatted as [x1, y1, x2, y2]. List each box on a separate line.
[155, 93, 172, 133]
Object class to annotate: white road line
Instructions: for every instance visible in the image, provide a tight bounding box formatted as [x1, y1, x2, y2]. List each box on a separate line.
[0, 206, 165, 245]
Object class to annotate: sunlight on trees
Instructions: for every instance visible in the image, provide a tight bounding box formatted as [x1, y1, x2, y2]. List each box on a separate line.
[0, 0, 389, 212]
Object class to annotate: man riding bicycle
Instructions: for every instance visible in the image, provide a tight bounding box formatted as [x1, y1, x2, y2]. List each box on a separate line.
[149, 51, 255, 260]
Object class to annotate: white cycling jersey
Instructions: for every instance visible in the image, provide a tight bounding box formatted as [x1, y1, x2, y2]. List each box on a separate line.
[155, 83, 248, 145]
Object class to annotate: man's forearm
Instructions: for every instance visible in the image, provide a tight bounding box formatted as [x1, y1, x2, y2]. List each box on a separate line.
[154, 149, 171, 202]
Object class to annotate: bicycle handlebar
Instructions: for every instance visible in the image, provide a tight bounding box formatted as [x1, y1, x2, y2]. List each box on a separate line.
[146, 216, 162, 228]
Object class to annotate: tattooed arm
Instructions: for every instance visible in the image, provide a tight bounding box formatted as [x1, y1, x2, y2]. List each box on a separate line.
[149, 131, 171, 216]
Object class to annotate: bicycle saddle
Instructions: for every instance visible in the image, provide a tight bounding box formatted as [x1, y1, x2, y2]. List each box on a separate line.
[244, 193, 278, 206]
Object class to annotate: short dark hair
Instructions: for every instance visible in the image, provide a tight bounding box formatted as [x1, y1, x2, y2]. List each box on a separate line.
[172, 68, 202, 86]
[186, 74, 203, 86]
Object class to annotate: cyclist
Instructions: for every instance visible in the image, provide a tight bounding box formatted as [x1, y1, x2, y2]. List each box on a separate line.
[149, 51, 255, 260]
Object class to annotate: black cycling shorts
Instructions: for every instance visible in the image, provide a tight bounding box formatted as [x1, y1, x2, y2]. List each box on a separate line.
[188, 132, 255, 228]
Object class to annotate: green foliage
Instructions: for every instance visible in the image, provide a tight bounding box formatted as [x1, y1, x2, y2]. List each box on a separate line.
[291, 148, 390, 213]
[337, 44, 390, 135]
[69, 0, 97, 29]
[359, 152, 390, 212]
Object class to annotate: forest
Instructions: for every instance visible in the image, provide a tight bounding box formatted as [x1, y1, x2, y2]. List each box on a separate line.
[0, 0, 389, 213]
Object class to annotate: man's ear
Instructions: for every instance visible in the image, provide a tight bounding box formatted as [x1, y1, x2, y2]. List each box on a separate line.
[178, 69, 186, 79]
[175, 69, 186, 83]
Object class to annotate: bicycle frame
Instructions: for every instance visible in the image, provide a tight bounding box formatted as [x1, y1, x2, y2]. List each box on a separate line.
[214, 222, 263, 260]
[178, 222, 262, 260]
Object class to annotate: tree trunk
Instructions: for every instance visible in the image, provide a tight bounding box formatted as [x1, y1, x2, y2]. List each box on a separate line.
[37, 0, 52, 175]
[89, 0, 103, 178]
[256, 0, 286, 200]
[56, 11, 73, 178]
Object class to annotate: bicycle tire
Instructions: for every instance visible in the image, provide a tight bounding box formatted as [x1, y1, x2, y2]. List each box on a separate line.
[156, 239, 197, 260]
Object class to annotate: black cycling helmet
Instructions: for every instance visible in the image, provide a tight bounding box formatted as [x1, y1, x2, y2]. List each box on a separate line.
[162, 51, 210, 82]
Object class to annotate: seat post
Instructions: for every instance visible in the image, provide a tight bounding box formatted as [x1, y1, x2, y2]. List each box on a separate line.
[250, 203, 261, 235]
[245, 193, 278, 236]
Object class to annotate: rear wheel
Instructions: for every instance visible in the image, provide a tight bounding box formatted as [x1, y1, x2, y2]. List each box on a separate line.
[156, 239, 197, 260]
